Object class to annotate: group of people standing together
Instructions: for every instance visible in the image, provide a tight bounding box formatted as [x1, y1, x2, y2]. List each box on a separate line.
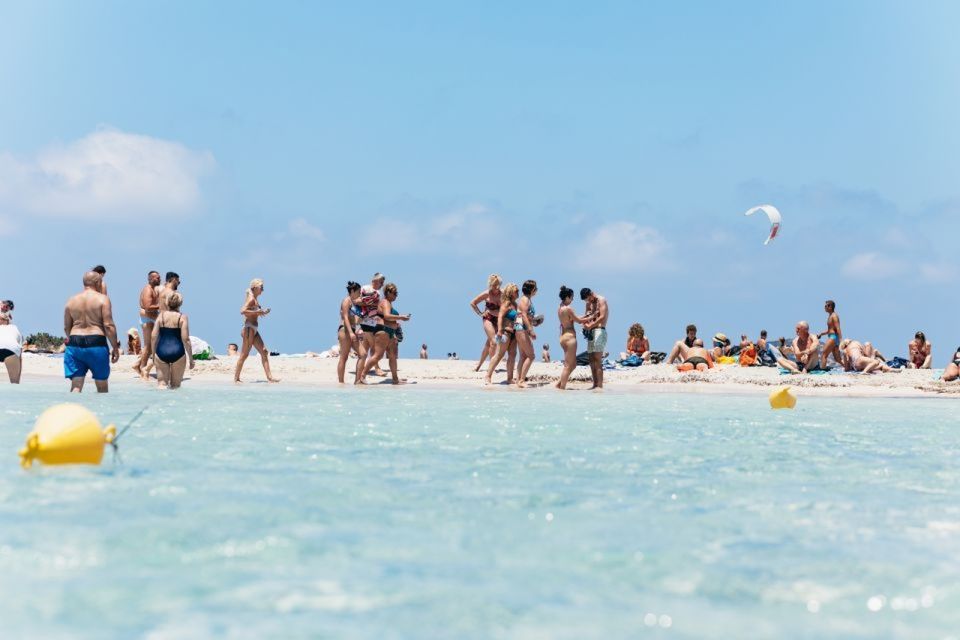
[469, 275, 609, 390]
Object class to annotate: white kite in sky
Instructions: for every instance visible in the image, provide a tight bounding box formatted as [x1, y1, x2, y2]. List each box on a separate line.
[744, 205, 782, 245]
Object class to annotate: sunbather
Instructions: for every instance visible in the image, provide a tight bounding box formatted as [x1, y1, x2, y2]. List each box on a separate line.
[840, 339, 900, 374]
[677, 344, 714, 372]
[941, 348, 960, 382]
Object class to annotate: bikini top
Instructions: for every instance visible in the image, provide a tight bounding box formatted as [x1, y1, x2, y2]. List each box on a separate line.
[505, 308, 518, 321]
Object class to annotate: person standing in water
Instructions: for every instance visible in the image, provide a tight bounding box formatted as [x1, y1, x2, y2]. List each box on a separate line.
[514, 280, 539, 388]
[469, 274, 502, 372]
[92, 265, 109, 297]
[151, 292, 193, 389]
[158, 272, 181, 311]
[556, 285, 586, 390]
[0, 311, 23, 384]
[580, 288, 609, 389]
[63, 271, 121, 393]
[817, 300, 843, 369]
[135, 270, 161, 380]
[336, 281, 363, 384]
[234, 278, 279, 383]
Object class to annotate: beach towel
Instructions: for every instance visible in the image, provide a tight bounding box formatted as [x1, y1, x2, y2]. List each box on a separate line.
[617, 354, 643, 367]
[886, 357, 909, 369]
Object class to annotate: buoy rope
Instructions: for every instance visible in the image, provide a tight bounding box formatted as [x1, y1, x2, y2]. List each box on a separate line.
[110, 407, 148, 464]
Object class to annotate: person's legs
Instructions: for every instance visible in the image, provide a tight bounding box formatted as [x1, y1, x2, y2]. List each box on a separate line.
[475, 319, 497, 372]
[516, 332, 535, 387]
[861, 359, 880, 374]
[506, 341, 517, 384]
[4, 355, 21, 383]
[943, 363, 960, 382]
[234, 328, 255, 382]
[253, 332, 278, 382]
[667, 341, 690, 365]
[156, 361, 170, 388]
[357, 332, 375, 383]
[337, 327, 353, 383]
[484, 337, 507, 384]
[136, 322, 154, 380]
[589, 352, 602, 388]
[357, 333, 388, 383]
[557, 336, 577, 389]
[94, 379, 109, 393]
[388, 340, 403, 384]
[820, 338, 839, 369]
[169, 356, 187, 388]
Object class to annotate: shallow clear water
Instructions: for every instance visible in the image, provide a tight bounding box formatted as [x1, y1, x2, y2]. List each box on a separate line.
[1, 385, 959, 639]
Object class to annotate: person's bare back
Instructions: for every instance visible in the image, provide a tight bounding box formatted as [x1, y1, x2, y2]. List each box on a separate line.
[65, 289, 112, 338]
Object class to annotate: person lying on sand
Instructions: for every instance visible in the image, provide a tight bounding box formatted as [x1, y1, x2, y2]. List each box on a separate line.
[839, 339, 900, 374]
[677, 344, 714, 372]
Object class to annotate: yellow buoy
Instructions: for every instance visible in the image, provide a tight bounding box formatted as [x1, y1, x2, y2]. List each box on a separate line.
[769, 386, 797, 410]
[18, 404, 116, 468]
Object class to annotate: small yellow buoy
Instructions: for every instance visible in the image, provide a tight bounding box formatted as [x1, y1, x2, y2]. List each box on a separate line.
[18, 404, 116, 468]
[769, 386, 797, 410]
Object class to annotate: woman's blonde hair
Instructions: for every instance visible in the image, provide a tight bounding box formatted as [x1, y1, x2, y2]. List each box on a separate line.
[249, 278, 264, 290]
[488, 274, 502, 289]
[629, 323, 644, 338]
[168, 292, 184, 311]
[502, 283, 519, 302]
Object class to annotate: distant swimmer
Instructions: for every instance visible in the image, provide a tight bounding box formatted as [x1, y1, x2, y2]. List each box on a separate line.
[234, 278, 279, 383]
[555, 285, 586, 390]
[484, 283, 520, 385]
[135, 270, 161, 380]
[580, 288, 608, 389]
[151, 292, 193, 389]
[514, 280, 539, 388]
[158, 272, 181, 311]
[63, 271, 121, 393]
[469, 274, 502, 372]
[817, 300, 842, 369]
[0, 311, 23, 384]
[337, 281, 363, 384]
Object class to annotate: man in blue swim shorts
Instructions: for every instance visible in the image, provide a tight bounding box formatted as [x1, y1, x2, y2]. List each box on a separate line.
[63, 272, 121, 393]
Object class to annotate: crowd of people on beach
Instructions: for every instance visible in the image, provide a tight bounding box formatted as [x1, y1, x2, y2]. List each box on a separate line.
[3, 268, 960, 392]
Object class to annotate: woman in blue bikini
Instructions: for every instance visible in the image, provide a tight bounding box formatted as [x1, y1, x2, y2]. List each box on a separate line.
[484, 283, 519, 385]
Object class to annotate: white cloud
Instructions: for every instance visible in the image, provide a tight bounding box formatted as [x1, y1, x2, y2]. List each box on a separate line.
[575, 222, 670, 272]
[286, 218, 325, 242]
[841, 252, 907, 280]
[0, 215, 15, 237]
[0, 127, 215, 219]
[362, 202, 501, 256]
[919, 262, 957, 283]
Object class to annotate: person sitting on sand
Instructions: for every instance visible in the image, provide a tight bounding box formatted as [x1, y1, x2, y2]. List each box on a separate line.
[0, 311, 23, 383]
[908, 331, 933, 369]
[127, 328, 142, 355]
[621, 323, 651, 362]
[756, 329, 768, 352]
[839, 339, 900, 374]
[667, 324, 698, 365]
[541, 343, 551, 363]
[420, 344, 428, 359]
[941, 347, 960, 382]
[711, 333, 735, 360]
[677, 343, 715, 372]
[777, 322, 822, 374]
[227, 343, 238, 356]
[817, 300, 843, 369]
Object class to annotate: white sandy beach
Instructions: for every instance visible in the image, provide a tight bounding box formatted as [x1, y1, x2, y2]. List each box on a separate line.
[10, 353, 960, 398]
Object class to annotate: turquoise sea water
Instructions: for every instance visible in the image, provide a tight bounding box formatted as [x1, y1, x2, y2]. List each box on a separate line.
[1, 385, 959, 639]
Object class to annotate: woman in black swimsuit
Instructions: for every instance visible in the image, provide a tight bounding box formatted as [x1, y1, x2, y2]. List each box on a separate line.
[151, 292, 193, 389]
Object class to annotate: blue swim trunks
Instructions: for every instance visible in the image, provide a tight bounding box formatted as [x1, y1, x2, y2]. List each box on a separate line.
[63, 335, 111, 381]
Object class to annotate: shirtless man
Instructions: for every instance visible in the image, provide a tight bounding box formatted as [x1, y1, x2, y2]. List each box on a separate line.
[580, 288, 608, 389]
[778, 321, 821, 374]
[667, 324, 698, 365]
[63, 272, 120, 393]
[677, 342, 715, 372]
[135, 270, 162, 379]
[817, 300, 842, 369]
[92, 265, 109, 297]
[158, 272, 181, 311]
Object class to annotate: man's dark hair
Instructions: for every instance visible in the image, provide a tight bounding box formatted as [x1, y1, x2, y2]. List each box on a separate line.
[92, 265, 106, 275]
[228, 343, 238, 349]
[760, 330, 767, 338]
[825, 300, 836, 311]
[166, 272, 180, 283]
[686, 324, 697, 333]
[579, 287, 592, 301]
[346, 281, 361, 293]
[522, 280, 537, 296]
[1, 299, 12, 310]
[148, 270, 159, 277]
[559, 285, 574, 301]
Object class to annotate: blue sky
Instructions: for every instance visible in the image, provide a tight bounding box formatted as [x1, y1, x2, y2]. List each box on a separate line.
[1, 1, 959, 361]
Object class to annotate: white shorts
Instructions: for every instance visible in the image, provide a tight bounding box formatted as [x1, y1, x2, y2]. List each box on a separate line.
[587, 328, 608, 354]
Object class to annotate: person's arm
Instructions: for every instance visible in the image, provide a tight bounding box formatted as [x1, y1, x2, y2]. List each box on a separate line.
[922, 343, 933, 369]
[340, 298, 353, 330]
[496, 305, 508, 338]
[63, 305, 72, 341]
[151, 314, 160, 354]
[240, 293, 262, 319]
[181, 314, 194, 369]
[380, 302, 410, 322]
[517, 298, 533, 338]
[469, 291, 487, 317]
[596, 298, 609, 327]
[102, 298, 121, 363]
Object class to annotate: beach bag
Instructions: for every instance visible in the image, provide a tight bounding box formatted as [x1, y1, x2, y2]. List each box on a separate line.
[739, 344, 758, 367]
[189, 336, 213, 360]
